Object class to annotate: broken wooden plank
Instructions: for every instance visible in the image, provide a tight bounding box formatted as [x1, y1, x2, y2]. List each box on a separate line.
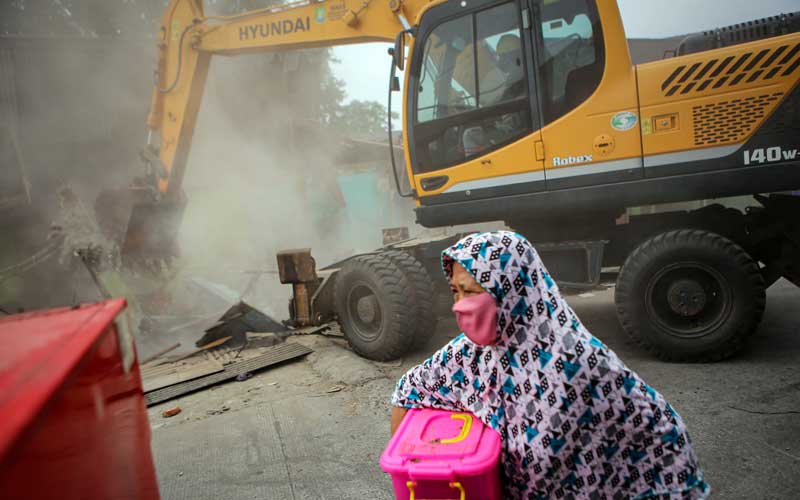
[142, 359, 224, 393]
[141, 361, 213, 382]
[140, 342, 181, 365]
[169, 336, 232, 363]
[144, 342, 312, 406]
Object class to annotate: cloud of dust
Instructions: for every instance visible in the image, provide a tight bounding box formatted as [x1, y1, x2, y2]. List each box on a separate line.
[0, 4, 155, 312]
[177, 49, 383, 316]
[1, 2, 421, 324]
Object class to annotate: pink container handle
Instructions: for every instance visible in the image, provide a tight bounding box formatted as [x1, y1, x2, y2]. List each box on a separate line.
[440, 413, 473, 443]
[408, 463, 456, 481]
[406, 480, 466, 500]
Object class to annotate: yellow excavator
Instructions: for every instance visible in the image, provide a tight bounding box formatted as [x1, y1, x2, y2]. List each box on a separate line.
[105, 0, 800, 362]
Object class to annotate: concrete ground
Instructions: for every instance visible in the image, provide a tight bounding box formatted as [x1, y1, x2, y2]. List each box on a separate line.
[149, 280, 800, 499]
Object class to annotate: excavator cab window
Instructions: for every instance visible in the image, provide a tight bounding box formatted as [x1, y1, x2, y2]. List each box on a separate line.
[533, 0, 604, 124]
[410, 1, 534, 173]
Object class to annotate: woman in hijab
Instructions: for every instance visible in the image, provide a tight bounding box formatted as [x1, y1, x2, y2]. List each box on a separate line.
[391, 231, 709, 499]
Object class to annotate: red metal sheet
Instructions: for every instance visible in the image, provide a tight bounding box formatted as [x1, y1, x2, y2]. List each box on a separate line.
[0, 298, 160, 499]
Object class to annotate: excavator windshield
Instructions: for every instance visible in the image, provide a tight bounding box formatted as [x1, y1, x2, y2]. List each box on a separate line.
[408, 0, 533, 174]
[415, 10, 526, 120]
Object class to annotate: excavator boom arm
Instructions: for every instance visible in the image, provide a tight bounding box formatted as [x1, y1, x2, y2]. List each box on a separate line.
[112, 0, 429, 263]
[147, 0, 423, 197]
[199, 0, 412, 55]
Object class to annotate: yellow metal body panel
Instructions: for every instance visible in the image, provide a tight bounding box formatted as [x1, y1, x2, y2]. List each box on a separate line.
[148, 0, 209, 194]
[538, 0, 640, 174]
[637, 33, 800, 157]
[412, 135, 545, 196]
[199, 0, 432, 54]
[409, 0, 641, 199]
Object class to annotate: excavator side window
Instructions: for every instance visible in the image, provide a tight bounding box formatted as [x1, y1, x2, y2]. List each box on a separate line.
[416, 15, 477, 123]
[411, 1, 533, 174]
[533, 0, 605, 125]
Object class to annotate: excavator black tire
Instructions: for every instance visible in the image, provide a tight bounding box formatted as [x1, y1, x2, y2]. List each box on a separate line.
[335, 254, 417, 361]
[615, 229, 765, 362]
[382, 250, 439, 351]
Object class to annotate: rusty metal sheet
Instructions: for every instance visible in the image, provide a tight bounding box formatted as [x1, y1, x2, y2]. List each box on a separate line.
[144, 342, 312, 406]
[141, 359, 224, 393]
[195, 301, 285, 347]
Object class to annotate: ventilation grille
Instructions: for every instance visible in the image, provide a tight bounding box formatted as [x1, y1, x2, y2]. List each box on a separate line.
[693, 93, 783, 146]
[661, 42, 800, 96]
[760, 89, 800, 136]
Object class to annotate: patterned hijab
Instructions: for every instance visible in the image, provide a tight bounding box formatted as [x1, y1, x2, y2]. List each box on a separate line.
[392, 231, 709, 499]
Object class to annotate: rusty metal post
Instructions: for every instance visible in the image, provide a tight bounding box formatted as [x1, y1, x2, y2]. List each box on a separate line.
[276, 249, 318, 327]
[292, 283, 311, 325]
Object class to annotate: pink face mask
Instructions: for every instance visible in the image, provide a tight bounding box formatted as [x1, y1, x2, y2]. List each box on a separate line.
[452, 292, 498, 345]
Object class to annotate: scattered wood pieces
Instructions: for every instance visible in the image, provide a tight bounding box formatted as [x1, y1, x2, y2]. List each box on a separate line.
[245, 332, 278, 339]
[283, 323, 343, 338]
[162, 407, 182, 418]
[140, 342, 181, 365]
[141, 359, 224, 393]
[309, 385, 346, 397]
[170, 336, 232, 363]
[206, 405, 230, 416]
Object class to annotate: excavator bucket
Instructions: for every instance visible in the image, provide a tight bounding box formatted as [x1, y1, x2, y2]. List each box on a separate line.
[122, 195, 186, 265]
[95, 187, 186, 267]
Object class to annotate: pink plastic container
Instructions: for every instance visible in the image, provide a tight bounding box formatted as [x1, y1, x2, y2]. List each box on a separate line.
[380, 409, 502, 500]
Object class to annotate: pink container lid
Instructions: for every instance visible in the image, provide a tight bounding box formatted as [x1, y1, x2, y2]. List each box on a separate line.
[380, 409, 501, 480]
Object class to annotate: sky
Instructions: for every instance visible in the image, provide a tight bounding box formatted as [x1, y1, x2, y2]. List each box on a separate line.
[330, 0, 800, 110]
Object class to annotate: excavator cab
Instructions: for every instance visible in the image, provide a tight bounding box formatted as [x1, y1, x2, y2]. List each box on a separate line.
[407, 0, 536, 176]
[406, 0, 643, 221]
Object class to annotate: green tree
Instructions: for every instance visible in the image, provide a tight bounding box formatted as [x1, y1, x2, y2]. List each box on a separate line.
[334, 100, 397, 138]
[317, 60, 396, 138]
[318, 54, 348, 128]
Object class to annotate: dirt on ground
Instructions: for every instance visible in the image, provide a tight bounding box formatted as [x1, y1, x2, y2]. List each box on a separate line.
[149, 280, 800, 500]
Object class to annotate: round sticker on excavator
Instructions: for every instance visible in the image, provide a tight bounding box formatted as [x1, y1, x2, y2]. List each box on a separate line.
[611, 111, 638, 131]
